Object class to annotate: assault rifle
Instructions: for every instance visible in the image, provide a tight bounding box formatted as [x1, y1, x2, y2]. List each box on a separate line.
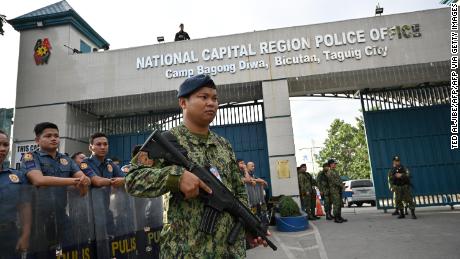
[140, 130, 277, 251]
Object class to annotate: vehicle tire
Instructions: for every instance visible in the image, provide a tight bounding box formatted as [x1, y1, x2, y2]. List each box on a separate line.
[356, 202, 363, 207]
[370, 201, 376, 207]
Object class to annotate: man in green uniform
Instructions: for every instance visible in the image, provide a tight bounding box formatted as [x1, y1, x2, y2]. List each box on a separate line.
[125, 74, 268, 258]
[326, 159, 347, 223]
[297, 164, 320, 220]
[317, 163, 333, 220]
[388, 156, 416, 219]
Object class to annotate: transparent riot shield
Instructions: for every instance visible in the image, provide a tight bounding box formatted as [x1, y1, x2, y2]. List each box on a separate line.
[1, 184, 164, 259]
[0, 183, 31, 259]
[245, 183, 269, 225]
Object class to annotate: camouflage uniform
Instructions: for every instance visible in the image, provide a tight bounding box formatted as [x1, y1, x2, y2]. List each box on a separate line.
[389, 166, 415, 211]
[125, 124, 248, 259]
[316, 169, 331, 216]
[298, 171, 317, 218]
[326, 169, 343, 217]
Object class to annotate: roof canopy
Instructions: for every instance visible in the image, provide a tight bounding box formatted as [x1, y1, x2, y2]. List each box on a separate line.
[8, 0, 109, 49]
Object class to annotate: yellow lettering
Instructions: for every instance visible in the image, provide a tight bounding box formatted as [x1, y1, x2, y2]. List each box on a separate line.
[72, 250, 78, 259]
[83, 248, 90, 259]
[131, 237, 137, 252]
[147, 232, 154, 245]
[153, 231, 161, 243]
[111, 241, 119, 257]
[120, 239, 127, 253]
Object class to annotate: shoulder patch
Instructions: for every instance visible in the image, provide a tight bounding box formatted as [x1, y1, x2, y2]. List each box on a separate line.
[9, 174, 20, 183]
[23, 152, 34, 162]
[107, 164, 113, 173]
[80, 162, 88, 170]
[22, 152, 36, 169]
[80, 162, 95, 177]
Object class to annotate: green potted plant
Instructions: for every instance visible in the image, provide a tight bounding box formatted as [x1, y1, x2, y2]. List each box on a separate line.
[275, 196, 308, 232]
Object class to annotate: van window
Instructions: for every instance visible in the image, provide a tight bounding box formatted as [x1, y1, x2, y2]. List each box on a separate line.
[351, 180, 373, 188]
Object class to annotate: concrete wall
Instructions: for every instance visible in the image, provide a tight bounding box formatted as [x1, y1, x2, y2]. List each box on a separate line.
[15, 8, 450, 108]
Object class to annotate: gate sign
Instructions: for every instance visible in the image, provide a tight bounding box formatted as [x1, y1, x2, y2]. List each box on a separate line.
[14, 142, 38, 168]
[34, 38, 51, 65]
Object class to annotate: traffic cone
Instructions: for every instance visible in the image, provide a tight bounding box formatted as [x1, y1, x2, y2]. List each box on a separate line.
[316, 195, 325, 216]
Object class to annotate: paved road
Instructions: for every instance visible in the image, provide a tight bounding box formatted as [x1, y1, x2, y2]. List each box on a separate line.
[247, 206, 460, 259]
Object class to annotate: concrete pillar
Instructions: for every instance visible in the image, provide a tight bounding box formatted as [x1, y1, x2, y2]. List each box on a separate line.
[262, 79, 299, 197]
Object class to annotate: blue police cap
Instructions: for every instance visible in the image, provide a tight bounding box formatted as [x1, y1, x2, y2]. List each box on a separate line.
[177, 74, 215, 98]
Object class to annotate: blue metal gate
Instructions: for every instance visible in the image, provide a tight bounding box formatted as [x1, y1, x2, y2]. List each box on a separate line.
[361, 84, 460, 210]
[106, 102, 271, 191]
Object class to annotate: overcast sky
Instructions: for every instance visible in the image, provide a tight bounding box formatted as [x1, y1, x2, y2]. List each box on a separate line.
[0, 0, 446, 166]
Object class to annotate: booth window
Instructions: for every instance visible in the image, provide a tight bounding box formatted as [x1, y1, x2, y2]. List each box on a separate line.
[80, 40, 91, 53]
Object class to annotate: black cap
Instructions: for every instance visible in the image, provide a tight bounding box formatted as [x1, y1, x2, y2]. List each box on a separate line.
[327, 159, 337, 165]
[177, 74, 215, 98]
[392, 156, 400, 161]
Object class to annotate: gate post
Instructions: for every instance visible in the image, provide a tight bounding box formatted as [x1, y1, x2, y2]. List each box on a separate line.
[262, 80, 299, 198]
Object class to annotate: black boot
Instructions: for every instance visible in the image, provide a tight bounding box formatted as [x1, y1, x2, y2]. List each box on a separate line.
[410, 209, 417, 219]
[326, 210, 333, 220]
[392, 209, 399, 216]
[337, 212, 347, 222]
[397, 209, 405, 219]
[334, 213, 343, 223]
[308, 212, 317, 221]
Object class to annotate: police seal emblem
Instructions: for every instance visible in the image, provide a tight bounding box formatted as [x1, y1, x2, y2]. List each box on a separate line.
[60, 158, 68, 165]
[9, 174, 19, 183]
[107, 164, 113, 173]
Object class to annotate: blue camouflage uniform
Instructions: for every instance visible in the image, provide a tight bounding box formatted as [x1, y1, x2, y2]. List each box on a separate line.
[20, 150, 80, 253]
[0, 167, 29, 258]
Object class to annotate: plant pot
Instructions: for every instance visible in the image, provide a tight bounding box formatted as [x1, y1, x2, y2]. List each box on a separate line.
[275, 212, 309, 232]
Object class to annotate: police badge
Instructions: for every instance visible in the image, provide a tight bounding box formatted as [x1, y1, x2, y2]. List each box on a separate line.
[60, 158, 68, 166]
[107, 164, 113, 173]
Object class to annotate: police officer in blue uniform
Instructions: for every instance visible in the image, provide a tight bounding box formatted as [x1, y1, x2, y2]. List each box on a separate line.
[79, 132, 125, 185]
[0, 129, 31, 259]
[20, 122, 90, 256]
[79, 132, 125, 256]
